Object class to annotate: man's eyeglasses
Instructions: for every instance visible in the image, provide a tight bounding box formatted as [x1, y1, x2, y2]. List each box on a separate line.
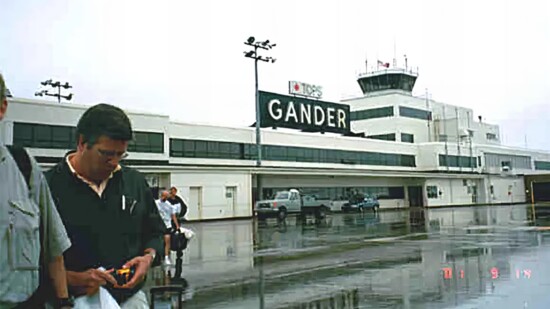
[97, 149, 129, 159]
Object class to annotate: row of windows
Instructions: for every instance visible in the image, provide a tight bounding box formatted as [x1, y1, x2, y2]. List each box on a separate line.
[485, 153, 532, 170]
[170, 139, 243, 159]
[399, 106, 432, 121]
[358, 74, 416, 93]
[13, 122, 164, 154]
[439, 155, 478, 168]
[350, 106, 394, 121]
[263, 186, 406, 200]
[351, 106, 432, 122]
[171, 138, 416, 167]
[366, 133, 396, 141]
[127, 131, 164, 153]
[535, 161, 550, 171]
[13, 123, 76, 149]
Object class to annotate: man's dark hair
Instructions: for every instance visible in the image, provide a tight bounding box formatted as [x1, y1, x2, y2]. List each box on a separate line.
[76, 103, 133, 146]
[170, 186, 178, 192]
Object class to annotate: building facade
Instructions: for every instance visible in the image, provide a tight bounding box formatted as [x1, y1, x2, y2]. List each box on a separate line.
[2, 67, 549, 221]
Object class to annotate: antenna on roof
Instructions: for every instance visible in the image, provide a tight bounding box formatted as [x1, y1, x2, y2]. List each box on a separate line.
[393, 37, 397, 67]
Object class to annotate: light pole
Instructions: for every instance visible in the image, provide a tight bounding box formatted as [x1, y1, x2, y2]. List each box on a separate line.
[244, 36, 276, 202]
[35, 79, 73, 103]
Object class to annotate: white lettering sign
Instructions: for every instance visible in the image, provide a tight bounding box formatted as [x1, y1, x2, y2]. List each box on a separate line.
[260, 91, 350, 134]
[268, 99, 283, 120]
[300, 103, 312, 124]
[314, 105, 325, 126]
[338, 109, 347, 128]
[285, 101, 299, 123]
[327, 107, 335, 127]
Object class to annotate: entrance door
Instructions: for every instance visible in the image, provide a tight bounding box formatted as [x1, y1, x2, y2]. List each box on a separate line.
[190, 187, 203, 220]
[225, 186, 237, 217]
[533, 182, 550, 202]
[408, 186, 424, 207]
[471, 185, 478, 203]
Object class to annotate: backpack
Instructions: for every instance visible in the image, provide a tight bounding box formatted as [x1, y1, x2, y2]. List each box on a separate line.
[7, 145, 49, 308]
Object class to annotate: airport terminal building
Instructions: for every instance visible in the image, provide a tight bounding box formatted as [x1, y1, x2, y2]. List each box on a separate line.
[2, 67, 550, 221]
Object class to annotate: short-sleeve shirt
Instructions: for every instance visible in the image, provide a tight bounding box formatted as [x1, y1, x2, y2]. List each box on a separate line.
[156, 199, 178, 229]
[0, 145, 71, 305]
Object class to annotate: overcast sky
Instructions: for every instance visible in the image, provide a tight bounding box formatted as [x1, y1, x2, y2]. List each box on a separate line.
[1, 0, 549, 150]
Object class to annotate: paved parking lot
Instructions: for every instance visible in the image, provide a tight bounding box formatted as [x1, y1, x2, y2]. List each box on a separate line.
[146, 204, 550, 308]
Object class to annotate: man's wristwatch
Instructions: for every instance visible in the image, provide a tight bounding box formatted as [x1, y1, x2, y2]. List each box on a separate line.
[56, 297, 74, 308]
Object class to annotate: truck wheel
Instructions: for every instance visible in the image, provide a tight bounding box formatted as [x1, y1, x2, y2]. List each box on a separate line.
[277, 209, 287, 221]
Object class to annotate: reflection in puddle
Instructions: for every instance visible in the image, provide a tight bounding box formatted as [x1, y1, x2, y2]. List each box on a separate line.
[146, 205, 550, 308]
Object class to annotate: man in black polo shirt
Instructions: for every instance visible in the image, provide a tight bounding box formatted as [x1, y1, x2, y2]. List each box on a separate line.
[168, 186, 187, 222]
[45, 103, 165, 308]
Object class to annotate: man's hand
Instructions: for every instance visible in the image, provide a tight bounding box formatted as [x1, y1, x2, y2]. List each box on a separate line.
[67, 269, 117, 296]
[119, 254, 154, 289]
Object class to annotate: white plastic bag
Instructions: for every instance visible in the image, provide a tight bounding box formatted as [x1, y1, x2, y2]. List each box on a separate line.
[179, 227, 195, 240]
[73, 287, 121, 309]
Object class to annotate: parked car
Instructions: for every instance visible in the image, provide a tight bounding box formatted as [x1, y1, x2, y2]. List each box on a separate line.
[254, 189, 331, 220]
[341, 196, 380, 212]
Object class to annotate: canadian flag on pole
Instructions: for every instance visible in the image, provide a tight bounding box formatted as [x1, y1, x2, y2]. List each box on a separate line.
[377, 60, 390, 68]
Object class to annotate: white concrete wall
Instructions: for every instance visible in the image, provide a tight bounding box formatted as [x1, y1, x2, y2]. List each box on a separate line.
[416, 143, 480, 173]
[479, 146, 536, 175]
[470, 121, 500, 145]
[486, 175, 526, 204]
[6, 98, 86, 126]
[425, 178, 476, 207]
[169, 121, 253, 144]
[344, 92, 402, 110]
[352, 116, 431, 144]
[170, 171, 252, 220]
[345, 91, 502, 147]
[4, 97, 171, 161]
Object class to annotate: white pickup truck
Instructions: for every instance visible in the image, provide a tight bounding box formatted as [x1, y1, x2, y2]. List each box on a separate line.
[254, 189, 332, 220]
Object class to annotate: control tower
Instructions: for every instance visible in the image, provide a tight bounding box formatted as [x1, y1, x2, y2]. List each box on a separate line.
[357, 65, 419, 95]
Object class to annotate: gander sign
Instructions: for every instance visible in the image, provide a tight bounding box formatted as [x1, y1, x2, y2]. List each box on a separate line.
[259, 91, 350, 134]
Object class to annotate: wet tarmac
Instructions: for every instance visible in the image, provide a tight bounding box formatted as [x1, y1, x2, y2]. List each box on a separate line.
[146, 204, 550, 308]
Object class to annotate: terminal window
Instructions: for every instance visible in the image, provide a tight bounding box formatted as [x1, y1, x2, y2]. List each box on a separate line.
[13, 122, 76, 149]
[401, 133, 414, 143]
[128, 131, 164, 153]
[427, 186, 439, 199]
[486, 133, 498, 140]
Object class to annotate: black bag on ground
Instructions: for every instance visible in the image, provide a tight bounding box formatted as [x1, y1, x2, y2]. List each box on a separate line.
[170, 231, 188, 251]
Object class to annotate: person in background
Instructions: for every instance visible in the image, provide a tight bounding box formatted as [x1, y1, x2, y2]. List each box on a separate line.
[156, 190, 180, 265]
[0, 73, 73, 308]
[168, 186, 187, 222]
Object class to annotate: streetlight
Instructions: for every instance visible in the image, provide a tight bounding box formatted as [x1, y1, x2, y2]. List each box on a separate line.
[244, 36, 276, 202]
[35, 79, 73, 103]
